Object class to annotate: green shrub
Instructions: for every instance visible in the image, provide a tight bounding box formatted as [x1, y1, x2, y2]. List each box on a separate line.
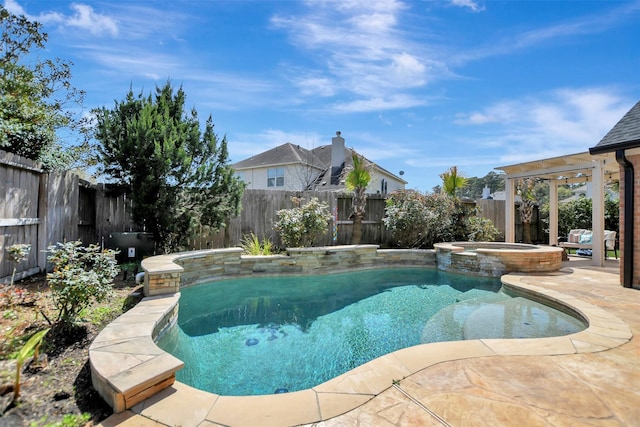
[384, 190, 499, 247]
[274, 197, 331, 247]
[383, 190, 430, 248]
[466, 215, 500, 242]
[540, 196, 619, 237]
[46, 241, 119, 325]
[6, 244, 31, 304]
[383, 190, 459, 248]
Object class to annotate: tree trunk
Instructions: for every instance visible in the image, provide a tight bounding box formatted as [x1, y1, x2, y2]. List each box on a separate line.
[352, 216, 362, 245]
[523, 221, 532, 244]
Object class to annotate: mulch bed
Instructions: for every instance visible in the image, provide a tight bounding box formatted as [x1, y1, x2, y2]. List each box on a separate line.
[0, 272, 142, 426]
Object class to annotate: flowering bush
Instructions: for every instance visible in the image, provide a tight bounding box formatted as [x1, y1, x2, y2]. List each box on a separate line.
[383, 191, 459, 248]
[421, 192, 459, 245]
[383, 190, 430, 248]
[384, 190, 498, 247]
[274, 197, 331, 247]
[466, 214, 500, 242]
[46, 241, 119, 325]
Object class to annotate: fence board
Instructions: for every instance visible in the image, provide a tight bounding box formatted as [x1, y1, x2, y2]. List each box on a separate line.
[46, 171, 79, 247]
[0, 151, 43, 281]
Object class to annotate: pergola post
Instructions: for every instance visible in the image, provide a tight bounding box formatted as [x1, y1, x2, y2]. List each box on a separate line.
[591, 161, 605, 266]
[549, 180, 558, 246]
[505, 177, 515, 243]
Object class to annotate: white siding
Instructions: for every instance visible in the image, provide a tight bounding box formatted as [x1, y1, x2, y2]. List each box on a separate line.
[236, 164, 324, 191]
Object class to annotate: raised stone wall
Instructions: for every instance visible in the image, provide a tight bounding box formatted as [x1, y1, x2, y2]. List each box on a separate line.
[142, 245, 437, 295]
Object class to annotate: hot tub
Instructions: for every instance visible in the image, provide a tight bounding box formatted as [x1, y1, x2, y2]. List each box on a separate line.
[434, 242, 563, 277]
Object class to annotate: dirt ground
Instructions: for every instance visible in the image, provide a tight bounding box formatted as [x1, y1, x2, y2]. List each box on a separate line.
[0, 270, 143, 426]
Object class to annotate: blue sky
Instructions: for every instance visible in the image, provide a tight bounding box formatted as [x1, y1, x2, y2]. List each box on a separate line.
[6, 0, 640, 191]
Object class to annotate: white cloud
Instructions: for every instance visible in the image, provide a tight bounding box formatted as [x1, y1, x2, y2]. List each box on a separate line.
[5, 1, 118, 37]
[332, 94, 427, 113]
[452, 1, 640, 64]
[450, 0, 484, 13]
[270, 1, 445, 112]
[4, 0, 25, 15]
[294, 74, 337, 97]
[65, 4, 118, 37]
[454, 102, 519, 125]
[390, 52, 426, 86]
[454, 88, 634, 162]
[351, 12, 397, 33]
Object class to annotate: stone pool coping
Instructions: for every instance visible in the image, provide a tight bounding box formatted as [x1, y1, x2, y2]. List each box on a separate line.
[90, 266, 632, 424]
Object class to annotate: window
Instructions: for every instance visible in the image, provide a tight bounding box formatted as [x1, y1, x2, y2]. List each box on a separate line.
[267, 167, 285, 187]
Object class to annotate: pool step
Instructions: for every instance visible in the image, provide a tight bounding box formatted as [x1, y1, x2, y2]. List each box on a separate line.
[422, 295, 585, 344]
[462, 297, 582, 340]
[420, 293, 507, 343]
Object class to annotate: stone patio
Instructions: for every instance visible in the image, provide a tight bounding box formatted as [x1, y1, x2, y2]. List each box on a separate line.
[97, 257, 640, 427]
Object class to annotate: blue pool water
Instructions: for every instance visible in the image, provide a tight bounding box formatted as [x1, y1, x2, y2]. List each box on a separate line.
[157, 268, 585, 396]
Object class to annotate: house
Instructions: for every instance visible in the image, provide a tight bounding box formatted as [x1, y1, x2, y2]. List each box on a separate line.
[232, 132, 407, 194]
[590, 100, 640, 289]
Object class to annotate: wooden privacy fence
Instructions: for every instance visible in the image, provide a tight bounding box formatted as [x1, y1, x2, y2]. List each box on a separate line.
[0, 151, 42, 283]
[186, 189, 393, 250]
[0, 150, 140, 283]
[1, 150, 392, 282]
[2, 149, 545, 283]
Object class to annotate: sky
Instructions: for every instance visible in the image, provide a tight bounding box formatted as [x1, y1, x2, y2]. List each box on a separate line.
[4, 0, 640, 191]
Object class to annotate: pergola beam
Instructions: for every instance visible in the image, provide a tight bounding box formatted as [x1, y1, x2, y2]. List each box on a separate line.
[501, 162, 596, 180]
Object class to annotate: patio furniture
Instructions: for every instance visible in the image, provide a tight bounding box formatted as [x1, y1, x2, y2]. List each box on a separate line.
[559, 229, 617, 259]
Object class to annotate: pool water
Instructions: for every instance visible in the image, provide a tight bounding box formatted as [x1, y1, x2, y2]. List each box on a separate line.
[157, 268, 585, 396]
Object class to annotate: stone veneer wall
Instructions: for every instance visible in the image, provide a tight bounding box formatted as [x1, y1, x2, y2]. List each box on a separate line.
[434, 242, 563, 278]
[142, 245, 437, 296]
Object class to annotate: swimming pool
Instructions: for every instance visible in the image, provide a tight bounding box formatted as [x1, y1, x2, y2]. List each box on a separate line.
[157, 268, 585, 396]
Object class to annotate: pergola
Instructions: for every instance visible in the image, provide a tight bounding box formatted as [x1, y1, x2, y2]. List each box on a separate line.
[495, 151, 619, 266]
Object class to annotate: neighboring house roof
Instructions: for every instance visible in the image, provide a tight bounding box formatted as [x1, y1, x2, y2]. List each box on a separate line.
[310, 145, 405, 186]
[590, 100, 640, 154]
[233, 143, 324, 170]
[233, 139, 407, 190]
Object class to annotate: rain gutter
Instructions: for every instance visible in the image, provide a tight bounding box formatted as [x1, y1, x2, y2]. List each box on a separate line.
[615, 149, 634, 288]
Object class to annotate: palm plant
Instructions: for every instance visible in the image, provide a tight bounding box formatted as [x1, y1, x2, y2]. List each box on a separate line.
[440, 166, 467, 197]
[517, 178, 536, 243]
[345, 153, 372, 245]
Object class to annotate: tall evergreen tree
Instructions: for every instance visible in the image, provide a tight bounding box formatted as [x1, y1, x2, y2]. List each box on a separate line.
[93, 81, 244, 253]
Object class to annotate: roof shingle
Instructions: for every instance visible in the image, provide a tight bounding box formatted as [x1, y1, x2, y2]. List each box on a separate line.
[590, 100, 640, 154]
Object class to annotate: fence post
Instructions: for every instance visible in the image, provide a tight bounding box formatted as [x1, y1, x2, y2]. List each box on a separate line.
[37, 173, 49, 271]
